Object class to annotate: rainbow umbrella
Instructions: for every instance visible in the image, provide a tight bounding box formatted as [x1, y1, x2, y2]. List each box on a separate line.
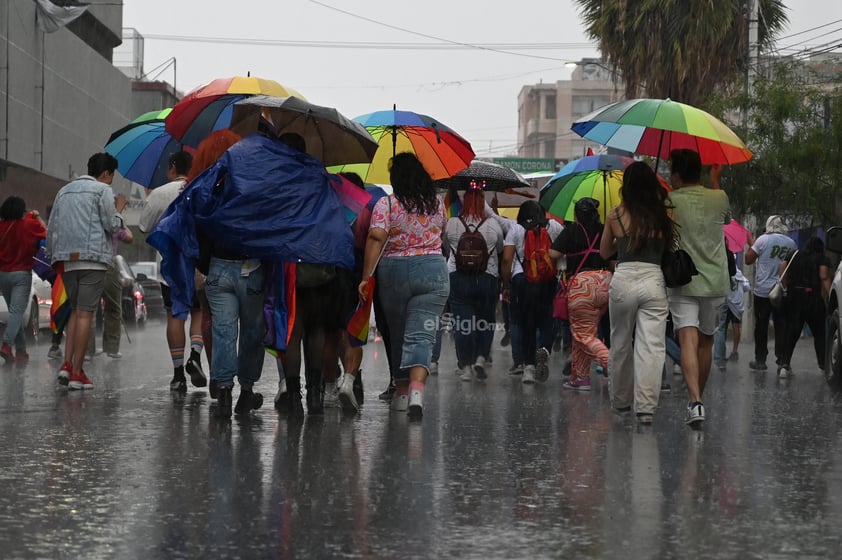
[572, 98, 752, 165]
[165, 76, 305, 148]
[539, 154, 669, 222]
[328, 107, 474, 184]
[105, 108, 186, 188]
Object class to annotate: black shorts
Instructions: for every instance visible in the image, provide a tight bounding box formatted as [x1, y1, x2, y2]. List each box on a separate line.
[160, 283, 201, 311]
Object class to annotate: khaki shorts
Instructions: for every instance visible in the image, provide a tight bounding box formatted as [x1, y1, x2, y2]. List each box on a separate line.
[62, 269, 107, 312]
[668, 295, 725, 336]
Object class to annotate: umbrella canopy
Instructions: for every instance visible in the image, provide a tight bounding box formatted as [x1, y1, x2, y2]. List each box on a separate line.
[230, 95, 378, 166]
[105, 108, 188, 189]
[539, 155, 670, 222]
[327, 108, 474, 184]
[724, 219, 752, 253]
[571, 98, 752, 165]
[165, 76, 305, 148]
[433, 160, 530, 192]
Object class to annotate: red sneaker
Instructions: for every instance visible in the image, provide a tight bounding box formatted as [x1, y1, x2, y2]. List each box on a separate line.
[68, 369, 94, 390]
[58, 361, 73, 386]
[0, 342, 12, 364]
[14, 349, 29, 364]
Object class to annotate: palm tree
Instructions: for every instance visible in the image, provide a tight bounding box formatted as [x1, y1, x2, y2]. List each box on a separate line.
[574, 0, 788, 105]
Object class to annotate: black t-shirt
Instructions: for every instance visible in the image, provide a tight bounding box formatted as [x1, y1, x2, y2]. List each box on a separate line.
[551, 222, 606, 274]
[787, 250, 830, 291]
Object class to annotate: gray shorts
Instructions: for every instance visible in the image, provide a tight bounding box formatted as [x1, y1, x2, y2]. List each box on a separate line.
[668, 295, 725, 336]
[62, 269, 106, 312]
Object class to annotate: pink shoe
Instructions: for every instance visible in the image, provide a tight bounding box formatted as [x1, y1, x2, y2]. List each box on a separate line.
[562, 377, 592, 391]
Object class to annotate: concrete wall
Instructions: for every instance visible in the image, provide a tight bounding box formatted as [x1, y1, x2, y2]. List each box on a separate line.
[1, 0, 133, 194]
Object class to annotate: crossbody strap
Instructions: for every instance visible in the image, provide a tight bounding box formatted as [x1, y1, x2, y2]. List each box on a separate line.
[568, 223, 600, 277]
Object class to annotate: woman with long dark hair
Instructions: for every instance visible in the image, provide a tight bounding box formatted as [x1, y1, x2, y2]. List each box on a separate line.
[359, 152, 449, 418]
[444, 188, 504, 381]
[600, 161, 675, 424]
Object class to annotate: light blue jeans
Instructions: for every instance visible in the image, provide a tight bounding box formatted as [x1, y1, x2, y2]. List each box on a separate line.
[378, 255, 449, 380]
[204, 258, 266, 388]
[0, 270, 31, 349]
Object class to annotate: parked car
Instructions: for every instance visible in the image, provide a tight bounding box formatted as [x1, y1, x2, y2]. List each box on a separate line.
[113, 255, 147, 326]
[0, 274, 52, 342]
[129, 261, 165, 319]
[823, 226, 842, 387]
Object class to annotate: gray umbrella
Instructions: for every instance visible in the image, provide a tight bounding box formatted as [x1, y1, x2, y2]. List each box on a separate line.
[433, 159, 530, 192]
[230, 95, 378, 166]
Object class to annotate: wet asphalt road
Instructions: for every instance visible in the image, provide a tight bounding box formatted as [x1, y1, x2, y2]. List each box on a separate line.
[2, 319, 842, 559]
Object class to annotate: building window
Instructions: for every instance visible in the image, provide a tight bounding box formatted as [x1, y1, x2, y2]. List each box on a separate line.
[544, 95, 556, 119]
[544, 139, 556, 158]
[572, 95, 612, 117]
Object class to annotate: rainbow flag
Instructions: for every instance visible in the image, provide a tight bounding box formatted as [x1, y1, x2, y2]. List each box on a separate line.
[328, 174, 372, 225]
[346, 277, 375, 346]
[444, 185, 461, 218]
[50, 265, 71, 334]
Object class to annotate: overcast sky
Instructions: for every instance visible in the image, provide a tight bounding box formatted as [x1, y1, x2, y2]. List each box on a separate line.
[121, 0, 842, 159]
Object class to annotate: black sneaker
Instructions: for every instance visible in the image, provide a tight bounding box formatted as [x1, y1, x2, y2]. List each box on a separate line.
[352, 371, 364, 405]
[234, 388, 264, 415]
[749, 360, 767, 371]
[500, 332, 511, 347]
[378, 382, 396, 401]
[216, 387, 232, 418]
[186, 352, 208, 387]
[169, 366, 187, 392]
[209, 379, 220, 400]
[306, 385, 324, 415]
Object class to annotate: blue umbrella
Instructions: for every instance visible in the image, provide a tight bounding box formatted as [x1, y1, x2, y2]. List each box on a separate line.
[105, 108, 187, 189]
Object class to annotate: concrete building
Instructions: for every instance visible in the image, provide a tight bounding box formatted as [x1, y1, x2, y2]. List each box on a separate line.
[0, 1, 176, 220]
[517, 58, 623, 166]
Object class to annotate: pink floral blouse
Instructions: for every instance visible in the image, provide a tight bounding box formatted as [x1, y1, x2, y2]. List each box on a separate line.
[369, 195, 446, 257]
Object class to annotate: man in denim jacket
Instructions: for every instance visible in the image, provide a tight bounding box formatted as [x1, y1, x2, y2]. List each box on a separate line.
[47, 153, 127, 390]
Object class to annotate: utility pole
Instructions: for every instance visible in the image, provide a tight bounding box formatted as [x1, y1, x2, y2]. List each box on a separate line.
[744, 0, 760, 127]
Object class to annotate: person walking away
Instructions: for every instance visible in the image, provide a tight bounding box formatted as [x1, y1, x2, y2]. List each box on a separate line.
[0, 197, 47, 364]
[87, 226, 133, 358]
[714, 266, 750, 370]
[444, 187, 504, 382]
[666, 150, 731, 427]
[47, 153, 127, 389]
[501, 200, 562, 384]
[550, 197, 610, 391]
[140, 150, 208, 392]
[776, 236, 831, 378]
[358, 152, 449, 418]
[744, 215, 797, 371]
[599, 162, 673, 424]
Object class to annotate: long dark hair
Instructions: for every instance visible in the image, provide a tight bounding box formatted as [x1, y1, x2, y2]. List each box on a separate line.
[390, 152, 439, 215]
[619, 162, 675, 251]
[0, 196, 26, 220]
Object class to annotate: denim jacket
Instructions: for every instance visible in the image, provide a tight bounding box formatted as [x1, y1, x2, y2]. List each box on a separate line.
[47, 176, 124, 266]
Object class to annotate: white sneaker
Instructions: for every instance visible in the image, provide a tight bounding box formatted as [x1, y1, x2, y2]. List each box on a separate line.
[685, 402, 706, 426]
[460, 365, 473, 382]
[408, 389, 423, 418]
[391, 393, 409, 412]
[47, 346, 63, 360]
[274, 379, 287, 405]
[522, 365, 536, 384]
[778, 366, 792, 379]
[107, 352, 122, 359]
[509, 364, 524, 376]
[323, 382, 339, 408]
[474, 356, 487, 380]
[337, 374, 359, 413]
[429, 362, 438, 375]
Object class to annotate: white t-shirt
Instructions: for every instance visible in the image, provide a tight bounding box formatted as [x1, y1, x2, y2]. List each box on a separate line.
[504, 220, 564, 277]
[139, 179, 186, 284]
[444, 216, 505, 277]
[751, 232, 797, 297]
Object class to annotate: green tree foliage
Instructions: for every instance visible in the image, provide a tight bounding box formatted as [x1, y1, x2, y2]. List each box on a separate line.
[710, 62, 842, 227]
[574, 0, 788, 105]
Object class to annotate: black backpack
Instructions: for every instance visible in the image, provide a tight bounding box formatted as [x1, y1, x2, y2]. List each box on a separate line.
[454, 217, 490, 273]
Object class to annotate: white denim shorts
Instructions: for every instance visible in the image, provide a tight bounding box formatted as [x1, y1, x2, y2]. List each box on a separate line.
[668, 295, 726, 336]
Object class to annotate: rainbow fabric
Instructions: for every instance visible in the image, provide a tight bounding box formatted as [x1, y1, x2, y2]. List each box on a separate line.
[346, 277, 375, 346]
[50, 266, 70, 334]
[444, 186, 462, 219]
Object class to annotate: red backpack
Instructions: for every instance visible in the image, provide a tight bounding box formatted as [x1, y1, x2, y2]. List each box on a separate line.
[522, 226, 556, 283]
[454, 217, 490, 273]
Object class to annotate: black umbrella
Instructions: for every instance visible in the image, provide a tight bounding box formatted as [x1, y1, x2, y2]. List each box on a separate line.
[433, 160, 530, 192]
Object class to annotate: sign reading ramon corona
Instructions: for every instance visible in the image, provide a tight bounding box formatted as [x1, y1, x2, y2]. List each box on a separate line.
[492, 158, 555, 173]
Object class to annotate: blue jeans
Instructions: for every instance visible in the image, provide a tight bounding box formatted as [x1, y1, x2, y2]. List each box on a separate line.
[0, 270, 31, 348]
[449, 271, 498, 366]
[713, 305, 730, 364]
[378, 255, 449, 380]
[204, 258, 266, 388]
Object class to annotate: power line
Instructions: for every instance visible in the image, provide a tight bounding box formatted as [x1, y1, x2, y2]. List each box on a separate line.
[775, 19, 842, 41]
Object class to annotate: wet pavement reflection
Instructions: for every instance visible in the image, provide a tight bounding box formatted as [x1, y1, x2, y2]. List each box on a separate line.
[2, 321, 842, 558]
